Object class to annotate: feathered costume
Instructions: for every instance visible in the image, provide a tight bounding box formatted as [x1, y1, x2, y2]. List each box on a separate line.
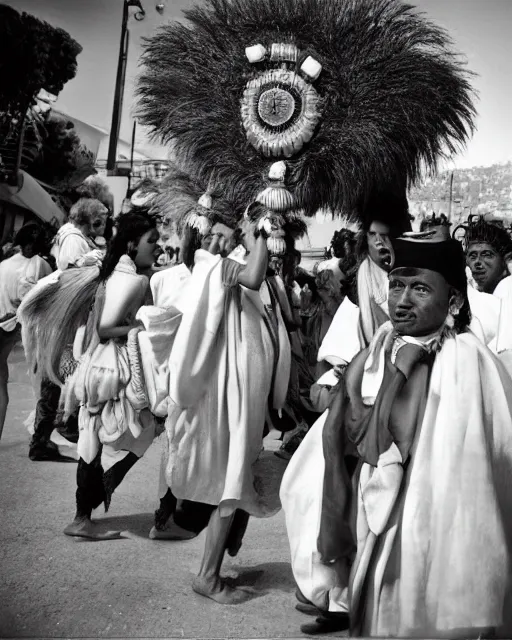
[131, 168, 294, 530]
[138, 0, 475, 227]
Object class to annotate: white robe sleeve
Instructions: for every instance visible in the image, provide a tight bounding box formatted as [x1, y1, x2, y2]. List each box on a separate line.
[56, 234, 91, 270]
[317, 296, 362, 366]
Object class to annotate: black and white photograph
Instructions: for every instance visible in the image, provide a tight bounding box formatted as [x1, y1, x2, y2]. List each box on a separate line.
[1, 0, 512, 637]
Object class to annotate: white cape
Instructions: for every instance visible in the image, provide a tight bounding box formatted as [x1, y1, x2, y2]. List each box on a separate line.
[281, 331, 512, 637]
[167, 250, 291, 518]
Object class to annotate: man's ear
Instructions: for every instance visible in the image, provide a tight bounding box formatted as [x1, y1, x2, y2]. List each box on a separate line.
[449, 289, 464, 316]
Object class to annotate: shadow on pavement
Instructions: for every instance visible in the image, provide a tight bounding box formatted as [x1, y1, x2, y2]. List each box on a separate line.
[94, 511, 155, 538]
[226, 561, 296, 593]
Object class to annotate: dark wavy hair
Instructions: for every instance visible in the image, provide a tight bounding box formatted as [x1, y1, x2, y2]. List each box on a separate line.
[14, 222, 46, 252]
[330, 228, 357, 259]
[180, 225, 202, 269]
[99, 207, 159, 281]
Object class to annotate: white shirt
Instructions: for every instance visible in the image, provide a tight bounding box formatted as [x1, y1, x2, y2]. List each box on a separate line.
[0, 253, 52, 331]
[51, 223, 95, 271]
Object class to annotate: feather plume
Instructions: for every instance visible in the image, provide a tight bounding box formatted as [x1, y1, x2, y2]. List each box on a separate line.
[137, 0, 476, 222]
[151, 164, 237, 235]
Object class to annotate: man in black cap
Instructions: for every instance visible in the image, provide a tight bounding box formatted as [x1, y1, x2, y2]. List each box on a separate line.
[281, 227, 512, 637]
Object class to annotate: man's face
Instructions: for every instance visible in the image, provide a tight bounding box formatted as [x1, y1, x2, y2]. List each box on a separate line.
[466, 242, 506, 293]
[367, 221, 393, 271]
[388, 267, 451, 337]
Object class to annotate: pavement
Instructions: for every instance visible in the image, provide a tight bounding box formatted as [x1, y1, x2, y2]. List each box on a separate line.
[0, 347, 342, 639]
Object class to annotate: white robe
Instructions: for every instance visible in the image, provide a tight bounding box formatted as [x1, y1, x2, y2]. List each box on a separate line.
[281, 330, 512, 637]
[467, 278, 512, 376]
[318, 257, 389, 367]
[166, 250, 291, 518]
[136, 264, 192, 417]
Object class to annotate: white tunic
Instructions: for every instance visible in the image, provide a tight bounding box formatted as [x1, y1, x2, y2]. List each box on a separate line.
[166, 249, 291, 518]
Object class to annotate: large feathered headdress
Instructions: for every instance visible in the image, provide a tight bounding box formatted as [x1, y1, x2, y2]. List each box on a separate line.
[137, 0, 475, 246]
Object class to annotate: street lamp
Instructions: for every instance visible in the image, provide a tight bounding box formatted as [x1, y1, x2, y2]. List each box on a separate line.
[106, 0, 148, 175]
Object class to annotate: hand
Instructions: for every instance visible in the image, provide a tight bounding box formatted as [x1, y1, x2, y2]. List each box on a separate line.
[81, 249, 103, 267]
[207, 233, 228, 256]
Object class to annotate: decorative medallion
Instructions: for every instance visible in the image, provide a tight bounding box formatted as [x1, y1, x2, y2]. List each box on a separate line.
[241, 68, 322, 158]
[258, 88, 296, 127]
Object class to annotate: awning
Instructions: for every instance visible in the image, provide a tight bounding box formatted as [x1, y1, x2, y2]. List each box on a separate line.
[0, 171, 65, 226]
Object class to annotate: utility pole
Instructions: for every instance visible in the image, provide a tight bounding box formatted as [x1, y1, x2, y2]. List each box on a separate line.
[106, 0, 145, 175]
[447, 171, 454, 221]
[129, 120, 137, 192]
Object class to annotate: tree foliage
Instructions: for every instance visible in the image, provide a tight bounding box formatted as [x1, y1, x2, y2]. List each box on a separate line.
[26, 111, 95, 191]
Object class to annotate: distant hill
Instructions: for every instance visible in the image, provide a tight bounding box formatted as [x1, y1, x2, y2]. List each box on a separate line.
[295, 162, 512, 257]
[408, 162, 512, 226]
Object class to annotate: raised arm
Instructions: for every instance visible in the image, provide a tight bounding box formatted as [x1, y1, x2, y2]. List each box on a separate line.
[237, 234, 269, 290]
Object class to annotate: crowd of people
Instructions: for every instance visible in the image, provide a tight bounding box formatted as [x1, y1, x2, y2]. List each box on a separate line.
[2, 172, 512, 638]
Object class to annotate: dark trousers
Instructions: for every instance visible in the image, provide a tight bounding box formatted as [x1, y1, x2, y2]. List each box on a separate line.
[30, 377, 79, 454]
[75, 448, 139, 519]
[154, 489, 215, 534]
[154, 489, 250, 556]
[29, 377, 60, 452]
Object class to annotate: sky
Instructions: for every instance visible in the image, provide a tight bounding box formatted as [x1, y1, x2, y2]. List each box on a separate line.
[6, 0, 512, 169]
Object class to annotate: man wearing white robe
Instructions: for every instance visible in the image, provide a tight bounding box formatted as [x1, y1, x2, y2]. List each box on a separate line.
[462, 216, 512, 372]
[318, 192, 411, 371]
[165, 215, 291, 604]
[281, 228, 512, 637]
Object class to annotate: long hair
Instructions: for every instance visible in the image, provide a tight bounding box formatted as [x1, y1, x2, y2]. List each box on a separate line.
[180, 225, 202, 269]
[20, 207, 158, 385]
[100, 208, 159, 280]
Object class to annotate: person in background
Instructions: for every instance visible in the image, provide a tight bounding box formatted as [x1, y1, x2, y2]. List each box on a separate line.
[51, 198, 107, 271]
[19, 209, 163, 538]
[28, 197, 108, 461]
[277, 238, 358, 461]
[317, 191, 411, 376]
[462, 215, 512, 295]
[0, 223, 52, 440]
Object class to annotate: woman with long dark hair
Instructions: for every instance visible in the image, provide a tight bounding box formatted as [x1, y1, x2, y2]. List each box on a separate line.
[19, 208, 163, 539]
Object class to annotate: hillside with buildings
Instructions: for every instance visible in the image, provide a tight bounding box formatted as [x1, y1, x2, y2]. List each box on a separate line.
[408, 162, 512, 227]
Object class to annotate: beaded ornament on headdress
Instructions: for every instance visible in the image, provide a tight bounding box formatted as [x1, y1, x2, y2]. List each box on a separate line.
[185, 193, 213, 235]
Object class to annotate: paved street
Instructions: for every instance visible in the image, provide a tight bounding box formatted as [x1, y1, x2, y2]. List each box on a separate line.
[0, 348, 324, 639]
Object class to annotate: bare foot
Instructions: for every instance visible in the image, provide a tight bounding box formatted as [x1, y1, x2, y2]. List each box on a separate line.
[63, 517, 122, 540]
[148, 520, 197, 541]
[192, 575, 254, 605]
